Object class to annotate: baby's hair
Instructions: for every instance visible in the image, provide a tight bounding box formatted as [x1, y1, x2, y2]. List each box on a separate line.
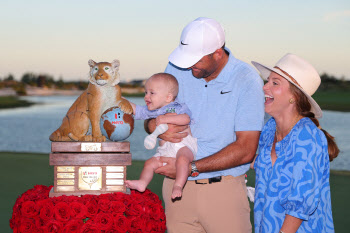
[149, 73, 179, 100]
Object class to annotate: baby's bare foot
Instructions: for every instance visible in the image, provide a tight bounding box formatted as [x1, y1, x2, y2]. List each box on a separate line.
[125, 180, 147, 192]
[171, 185, 183, 199]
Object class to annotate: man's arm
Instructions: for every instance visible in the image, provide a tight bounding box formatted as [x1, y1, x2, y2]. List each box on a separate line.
[155, 130, 260, 178]
[195, 131, 260, 172]
[156, 114, 190, 126]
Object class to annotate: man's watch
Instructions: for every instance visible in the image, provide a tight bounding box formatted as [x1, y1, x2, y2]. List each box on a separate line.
[190, 161, 199, 177]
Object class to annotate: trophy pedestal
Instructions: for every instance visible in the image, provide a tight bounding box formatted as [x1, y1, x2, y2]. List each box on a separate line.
[49, 141, 131, 197]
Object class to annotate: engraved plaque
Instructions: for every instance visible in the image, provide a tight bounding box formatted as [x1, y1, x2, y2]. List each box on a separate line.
[106, 186, 124, 192]
[57, 186, 75, 192]
[79, 167, 102, 190]
[57, 166, 75, 172]
[57, 180, 74, 186]
[106, 173, 124, 179]
[106, 179, 124, 185]
[106, 166, 124, 172]
[57, 173, 75, 179]
[81, 143, 102, 152]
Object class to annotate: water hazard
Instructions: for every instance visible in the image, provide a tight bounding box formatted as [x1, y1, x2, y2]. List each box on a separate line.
[0, 96, 349, 171]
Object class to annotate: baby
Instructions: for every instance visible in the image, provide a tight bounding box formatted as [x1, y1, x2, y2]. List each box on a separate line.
[125, 73, 197, 199]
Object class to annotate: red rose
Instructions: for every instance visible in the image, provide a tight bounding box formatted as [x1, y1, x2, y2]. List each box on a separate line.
[145, 190, 161, 203]
[98, 198, 110, 212]
[62, 219, 83, 233]
[112, 192, 127, 202]
[147, 219, 167, 233]
[10, 210, 20, 229]
[21, 201, 39, 218]
[24, 185, 50, 202]
[156, 221, 167, 233]
[46, 220, 63, 232]
[85, 200, 99, 218]
[37, 198, 53, 209]
[35, 217, 47, 232]
[39, 201, 55, 221]
[11, 185, 166, 233]
[34, 185, 52, 199]
[70, 201, 87, 219]
[104, 229, 118, 233]
[18, 218, 37, 233]
[130, 217, 147, 231]
[54, 202, 71, 222]
[110, 201, 126, 213]
[66, 195, 81, 203]
[54, 195, 70, 203]
[114, 214, 131, 233]
[80, 221, 100, 233]
[128, 229, 143, 233]
[149, 203, 166, 221]
[81, 195, 95, 205]
[94, 212, 114, 231]
[126, 202, 144, 216]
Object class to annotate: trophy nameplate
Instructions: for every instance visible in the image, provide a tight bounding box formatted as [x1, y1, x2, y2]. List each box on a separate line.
[106, 173, 124, 179]
[81, 143, 102, 152]
[57, 166, 75, 172]
[57, 173, 75, 179]
[57, 186, 75, 192]
[106, 166, 124, 172]
[106, 179, 124, 185]
[78, 167, 102, 190]
[57, 180, 75, 186]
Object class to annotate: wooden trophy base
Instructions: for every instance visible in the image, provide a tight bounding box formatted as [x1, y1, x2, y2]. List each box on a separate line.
[49, 141, 131, 197]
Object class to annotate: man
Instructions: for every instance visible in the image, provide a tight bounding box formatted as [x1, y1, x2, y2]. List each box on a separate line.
[148, 17, 265, 233]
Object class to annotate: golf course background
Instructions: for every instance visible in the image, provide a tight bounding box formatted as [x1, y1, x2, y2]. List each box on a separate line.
[1, 76, 349, 232]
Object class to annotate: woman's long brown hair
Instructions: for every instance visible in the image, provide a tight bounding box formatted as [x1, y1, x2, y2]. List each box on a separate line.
[290, 84, 339, 161]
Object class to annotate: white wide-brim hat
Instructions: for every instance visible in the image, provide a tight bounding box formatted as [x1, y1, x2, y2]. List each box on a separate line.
[168, 17, 225, 68]
[252, 53, 323, 118]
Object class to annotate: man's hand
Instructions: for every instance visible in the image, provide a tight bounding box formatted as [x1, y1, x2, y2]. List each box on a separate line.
[154, 157, 177, 178]
[160, 124, 188, 143]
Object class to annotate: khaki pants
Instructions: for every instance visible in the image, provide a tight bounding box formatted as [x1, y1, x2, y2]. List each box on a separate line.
[163, 175, 252, 233]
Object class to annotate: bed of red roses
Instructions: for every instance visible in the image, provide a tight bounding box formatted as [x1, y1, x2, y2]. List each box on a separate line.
[10, 185, 166, 233]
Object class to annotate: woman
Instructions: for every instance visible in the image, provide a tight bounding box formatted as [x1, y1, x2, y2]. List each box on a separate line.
[251, 54, 339, 233]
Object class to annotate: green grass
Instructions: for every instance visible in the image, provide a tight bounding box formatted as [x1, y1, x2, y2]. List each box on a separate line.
[0, 96, 34, 109]
[1, 152, 349, 232]
[313, 90, 350, 112]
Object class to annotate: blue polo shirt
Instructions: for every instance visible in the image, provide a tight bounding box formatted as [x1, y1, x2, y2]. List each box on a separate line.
[165, 48, 265, 180]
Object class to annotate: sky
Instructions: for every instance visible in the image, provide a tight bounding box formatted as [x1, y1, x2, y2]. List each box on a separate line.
[0, 0, 349, 82]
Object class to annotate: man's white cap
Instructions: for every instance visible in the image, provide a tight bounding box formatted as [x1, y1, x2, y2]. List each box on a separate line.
[168, 17, 225, 68]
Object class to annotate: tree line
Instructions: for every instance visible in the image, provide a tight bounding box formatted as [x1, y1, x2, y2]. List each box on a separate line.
[0, 72, 349, 96]
[0, 73, 89, 95]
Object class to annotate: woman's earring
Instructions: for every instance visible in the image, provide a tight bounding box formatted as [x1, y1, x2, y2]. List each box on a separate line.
[289, 98, 295, 104]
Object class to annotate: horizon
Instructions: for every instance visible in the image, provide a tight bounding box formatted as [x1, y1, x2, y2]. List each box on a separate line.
[0, 0, 349, 81]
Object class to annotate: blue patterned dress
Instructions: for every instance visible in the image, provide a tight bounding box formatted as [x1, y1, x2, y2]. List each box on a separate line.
[254, 117, 334, 233]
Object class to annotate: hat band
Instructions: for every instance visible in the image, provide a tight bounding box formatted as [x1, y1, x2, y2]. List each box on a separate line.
[274, 66, 302, 89]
